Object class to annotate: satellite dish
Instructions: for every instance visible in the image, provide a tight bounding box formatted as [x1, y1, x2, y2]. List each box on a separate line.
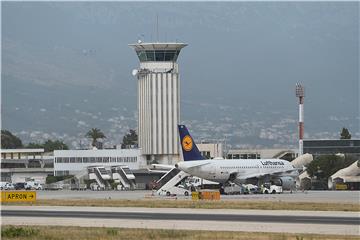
[132, 69, 138, 76]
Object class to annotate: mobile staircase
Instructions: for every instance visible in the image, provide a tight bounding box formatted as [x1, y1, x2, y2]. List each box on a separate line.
[111, 165, 136, 190]
[88, 166, 111, 190]
[156, 168, 191, 196]
[155, 168, 181, 189]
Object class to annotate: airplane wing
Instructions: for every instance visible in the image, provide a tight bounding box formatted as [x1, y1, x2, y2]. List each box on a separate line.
[234, 169, 294, 181]
[234, 172, 264, 181]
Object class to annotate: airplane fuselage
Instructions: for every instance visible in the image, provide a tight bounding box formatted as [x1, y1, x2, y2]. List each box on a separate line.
[176, 158, 297, 184]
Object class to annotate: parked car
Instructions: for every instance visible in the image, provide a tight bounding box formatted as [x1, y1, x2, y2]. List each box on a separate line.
[6, 183, 15, 190]
[14, 182, 26, 190]
[0, 182, 11, 190]
[25, 181, 43, 190]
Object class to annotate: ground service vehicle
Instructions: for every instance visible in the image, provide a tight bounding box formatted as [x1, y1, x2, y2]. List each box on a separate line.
[25, 181, 43, 190]
[14, 182, 26, 190]
[262, 184, 283, 194]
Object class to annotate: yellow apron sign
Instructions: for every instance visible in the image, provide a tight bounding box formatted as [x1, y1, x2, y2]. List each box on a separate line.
[1, 191, 36, 202]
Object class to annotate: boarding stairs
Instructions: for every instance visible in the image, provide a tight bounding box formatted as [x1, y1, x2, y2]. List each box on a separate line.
[155, 168, 181, 189]
[111, 165, 136, 190]
[156, 169, 191, 196]
[88, 166, 111, 190]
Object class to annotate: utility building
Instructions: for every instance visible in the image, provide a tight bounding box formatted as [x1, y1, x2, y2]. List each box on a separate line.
[129, 42, 187, 164]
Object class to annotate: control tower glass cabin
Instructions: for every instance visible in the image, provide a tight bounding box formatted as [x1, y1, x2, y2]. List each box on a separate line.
[129, 42, 187, 164]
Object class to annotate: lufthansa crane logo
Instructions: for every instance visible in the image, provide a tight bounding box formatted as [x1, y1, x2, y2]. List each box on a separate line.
[182, 135, 193, 152]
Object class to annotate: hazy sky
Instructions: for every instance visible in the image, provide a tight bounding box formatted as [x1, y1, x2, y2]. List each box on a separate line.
[2, 2, 359, 141]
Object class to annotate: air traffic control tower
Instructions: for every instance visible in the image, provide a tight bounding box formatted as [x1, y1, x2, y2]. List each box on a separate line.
[129, 42, 187, 164]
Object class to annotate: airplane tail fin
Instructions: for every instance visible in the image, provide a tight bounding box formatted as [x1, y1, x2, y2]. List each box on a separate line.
[178, 125, 204, 161]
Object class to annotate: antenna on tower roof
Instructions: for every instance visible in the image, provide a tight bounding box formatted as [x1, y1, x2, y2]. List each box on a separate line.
[156, 14, 159, 42]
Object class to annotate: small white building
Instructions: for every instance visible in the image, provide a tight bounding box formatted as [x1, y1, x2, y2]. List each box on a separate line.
[1, 148, 53, 184]
[53, 149, 146, 176]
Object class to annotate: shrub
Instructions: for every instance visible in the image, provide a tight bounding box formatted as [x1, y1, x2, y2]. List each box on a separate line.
[1, 226, 39, 238]
[46, 175, 73, 184]
[106, 228, 118, 236]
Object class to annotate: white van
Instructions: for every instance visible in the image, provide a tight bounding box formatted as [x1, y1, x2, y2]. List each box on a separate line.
[25, 181, 43, 190]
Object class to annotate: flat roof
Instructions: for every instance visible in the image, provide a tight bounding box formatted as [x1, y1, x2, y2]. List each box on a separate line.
[128, 42, 187, 51]
[1, 149, 44, 153]
[53, 148, 141, 157]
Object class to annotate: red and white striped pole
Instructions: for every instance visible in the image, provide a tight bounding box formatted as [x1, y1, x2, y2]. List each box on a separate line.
[296, 84, 305, 155]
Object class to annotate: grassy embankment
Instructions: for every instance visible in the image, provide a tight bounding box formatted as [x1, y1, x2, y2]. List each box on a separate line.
[3, 199, 359, 212]
[1, 226, 359, 240]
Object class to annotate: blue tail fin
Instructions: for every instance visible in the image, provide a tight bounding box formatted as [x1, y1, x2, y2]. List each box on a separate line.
[178, 125, 204, 161]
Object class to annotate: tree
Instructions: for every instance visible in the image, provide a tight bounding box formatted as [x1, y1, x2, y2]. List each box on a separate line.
[27, 140, 69, 152]
[85, 128, 106, 147]
[26, 142, 44, 149]
[1, 130, 23, 149]
[307, 154, 356, 180]
[43, 140, 69, 151]
[340, 127, 351, 139]
[121, 129, 138, 149]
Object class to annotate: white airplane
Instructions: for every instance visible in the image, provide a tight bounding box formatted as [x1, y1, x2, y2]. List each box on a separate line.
[175, 125, 299, 190]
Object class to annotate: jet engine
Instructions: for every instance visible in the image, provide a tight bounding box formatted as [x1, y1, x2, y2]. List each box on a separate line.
[272, 177, 296, 190]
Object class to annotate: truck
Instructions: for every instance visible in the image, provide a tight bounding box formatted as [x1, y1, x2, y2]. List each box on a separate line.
[25, 181, 43, 190]
[223, 183, 242, 195]
[261, 184, 282, 194]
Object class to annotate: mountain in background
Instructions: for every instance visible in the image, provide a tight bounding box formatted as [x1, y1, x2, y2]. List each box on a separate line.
[2, 2, 359, 149]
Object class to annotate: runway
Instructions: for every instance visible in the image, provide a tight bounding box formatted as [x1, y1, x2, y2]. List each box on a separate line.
[2, 206, 359, 235]
[2, 209, 359, 225]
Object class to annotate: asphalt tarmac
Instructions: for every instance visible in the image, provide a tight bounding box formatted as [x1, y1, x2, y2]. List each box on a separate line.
[2, 206, 359, 235]
[2, 209, 359, 225]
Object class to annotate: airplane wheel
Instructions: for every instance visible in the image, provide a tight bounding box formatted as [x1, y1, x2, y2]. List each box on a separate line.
[184, 191, 189, 196]
[166, 191, 171, 196]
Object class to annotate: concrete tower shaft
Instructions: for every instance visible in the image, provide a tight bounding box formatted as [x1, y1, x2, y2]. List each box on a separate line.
[129, 42, 187, 164]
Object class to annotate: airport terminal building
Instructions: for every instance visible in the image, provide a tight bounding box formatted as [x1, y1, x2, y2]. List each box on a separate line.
[303, 139, 360, 158]
[1, 149, 53, 184]
[53, 149, 146, 176]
